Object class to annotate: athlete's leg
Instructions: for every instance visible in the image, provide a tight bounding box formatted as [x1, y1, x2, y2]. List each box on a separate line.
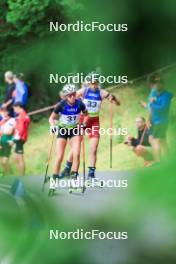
[67, 149, 74, 163]
[149, 136, 161, 162]
[13, 140, 25, 176]
[2, 157, 9, 174]
[134, 145, 148, 158]
[89, 136, 99, 167]
[53, 138, 67, 175]
[60, 141, 74, 178]
[60, 136, 83, 177]
[69, 135, 81, 172]
[134, 145, 153, 162]
[14, 153, 25, 176]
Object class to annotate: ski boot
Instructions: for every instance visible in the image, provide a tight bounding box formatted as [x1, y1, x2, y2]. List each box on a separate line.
[60, 161, 72, 178]
[87, 167, 103, 188]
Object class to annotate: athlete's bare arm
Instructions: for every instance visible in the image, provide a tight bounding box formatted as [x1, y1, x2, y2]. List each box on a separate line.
[100, 89, 120, 105]
[4, 127, 14, 135]
[49, 112, 59, 126]
[76, 87, 86, 99]
[2, 99, 13, 108]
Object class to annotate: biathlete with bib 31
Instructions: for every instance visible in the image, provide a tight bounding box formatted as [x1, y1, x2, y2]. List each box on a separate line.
[48, 84, 88, 195]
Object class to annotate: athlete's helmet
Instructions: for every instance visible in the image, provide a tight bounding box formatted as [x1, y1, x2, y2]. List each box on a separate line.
[86, 72, 100, 83]
[62, 84, 77, 96]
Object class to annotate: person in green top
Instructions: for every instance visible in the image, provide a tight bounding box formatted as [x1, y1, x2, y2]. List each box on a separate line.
[0, 107, 16, 175]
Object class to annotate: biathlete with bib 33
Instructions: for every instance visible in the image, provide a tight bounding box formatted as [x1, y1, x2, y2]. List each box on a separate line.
[60, 72, 120, 187]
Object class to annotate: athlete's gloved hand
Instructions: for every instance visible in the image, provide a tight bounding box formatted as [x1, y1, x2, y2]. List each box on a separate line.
[50, 125, 58, 135]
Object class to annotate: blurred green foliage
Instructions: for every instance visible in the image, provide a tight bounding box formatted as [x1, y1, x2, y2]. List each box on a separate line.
[0, 0, 83, 109]
[0, 0, 176, 111]
[0, 0, 83, 40]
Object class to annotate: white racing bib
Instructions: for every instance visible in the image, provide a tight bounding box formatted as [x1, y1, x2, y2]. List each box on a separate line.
[59, 114, 80, 128]
[83, 99, 101, 117]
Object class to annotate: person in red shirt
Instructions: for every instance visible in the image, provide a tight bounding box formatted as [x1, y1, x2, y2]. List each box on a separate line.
[9, 102, 30, 175]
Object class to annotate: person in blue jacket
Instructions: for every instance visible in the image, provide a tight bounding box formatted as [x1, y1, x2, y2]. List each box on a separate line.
[140, 74, 158, 110]
[1, 71, 16, 117]
[13, 73, 28, 108]
[148, 76, 173, 163]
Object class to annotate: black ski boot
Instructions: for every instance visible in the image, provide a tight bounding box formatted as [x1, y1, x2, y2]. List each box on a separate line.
[60, 161, 72, 178]
[87, 167, 103, 188]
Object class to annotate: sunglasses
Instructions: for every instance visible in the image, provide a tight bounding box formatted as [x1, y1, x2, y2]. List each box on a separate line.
[91, 81, 98, 84]
[67, 92, 76, 98]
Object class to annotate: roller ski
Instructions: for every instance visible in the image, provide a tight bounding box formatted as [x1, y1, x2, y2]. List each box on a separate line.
[87, 177, 103, 188]
[48, 188, 56, 197]
[69, 172, 82, 194]
[69, 176, 86, 194]
[48, 174, 59, 197]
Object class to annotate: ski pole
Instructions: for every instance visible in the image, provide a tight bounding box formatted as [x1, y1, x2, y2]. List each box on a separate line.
[139, 112, 151, 145]
[42, 133, 55, 192]
[109, 102, 113, 168]
[82, 134, 86, 193]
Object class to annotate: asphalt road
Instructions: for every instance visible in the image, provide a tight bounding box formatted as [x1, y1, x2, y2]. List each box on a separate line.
[0, 171, 132, 217]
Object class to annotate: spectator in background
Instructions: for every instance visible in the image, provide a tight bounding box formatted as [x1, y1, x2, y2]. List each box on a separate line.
[1, 71, 16, 116]
[125, 117, 154, 167]
[9, 102, 30, 176]
[0, 107, 16, 175]
[13, 73, 28, 109]
[140, 73, 159, 109]
[148, 77, 173, 163]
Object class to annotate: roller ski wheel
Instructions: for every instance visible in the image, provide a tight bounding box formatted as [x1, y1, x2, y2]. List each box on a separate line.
[69, 186, 81, 194]
[69, 172, 80, 194]
[48, 188, 56, 197]
[69, 187, 74, 194]
[69, 185, 86, 194]
[82, 186, 86, 193]
[87, 178, 103, 188]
